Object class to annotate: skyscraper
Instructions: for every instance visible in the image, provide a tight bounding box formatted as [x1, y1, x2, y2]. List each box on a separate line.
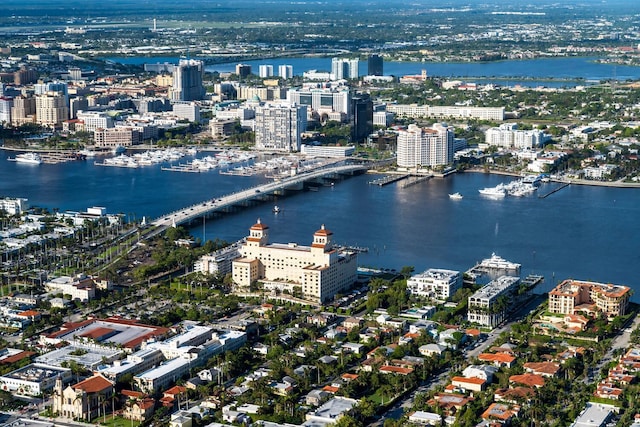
[255, 103, 307, 152]
[351, 94, 373, 143]
[331, 58, 359, 80]
[259, 65, 274, 78]
[396, 123, 454, 168]
[235, 64, 252, 79]
[278, 65, 293, 79]
[169, 59, 205, 102]
[367, 54, 383, 76]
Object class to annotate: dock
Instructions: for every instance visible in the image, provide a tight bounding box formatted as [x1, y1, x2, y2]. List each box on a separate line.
[400, 174, 433, 188]
[368, 174, 409, 186]
[538, 182, 570, 198]
[521, 274, 544, 290]
[161, 166, 202, 173]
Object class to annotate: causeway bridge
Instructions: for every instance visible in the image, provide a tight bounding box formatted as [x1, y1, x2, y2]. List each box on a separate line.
[148, 162, 370, 235]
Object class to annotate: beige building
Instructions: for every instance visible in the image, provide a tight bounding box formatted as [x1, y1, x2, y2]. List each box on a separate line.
[36, 93, 68, 128]
[52, 375, 114, 421]
[232, 221, 358, 303]
[548, 279, 631, 318]
[10, 96, 36, 126]
[94, 127, 140, 148]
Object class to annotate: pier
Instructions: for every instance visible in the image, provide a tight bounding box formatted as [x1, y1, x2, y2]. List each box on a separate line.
[400, 174, 433, 188]
[538, 182, 570, 198]
[368, 174, 409, 186]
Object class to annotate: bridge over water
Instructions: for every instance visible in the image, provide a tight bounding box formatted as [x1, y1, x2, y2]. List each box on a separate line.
[147, 162, 371, 236]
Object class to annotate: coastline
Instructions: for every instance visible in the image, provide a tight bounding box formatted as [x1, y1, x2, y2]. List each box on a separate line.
[463, 167, 640, 189]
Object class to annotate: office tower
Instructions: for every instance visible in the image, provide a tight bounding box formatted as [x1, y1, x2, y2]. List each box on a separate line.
[0, 97, 12, 124]
[35, 93, 69, 128]
[396, 123, 454, 168]
[286, 87, 351, 119]
[235, 64, 252, 79]
[351, 94, 373, 143]
[259, 65, 274, 78]
[368, 54, 383, 76]
[255, 103, 307, 152]
[11, 96, 36, 126]
[13, 67, 38, 85]
[331, 58, 359, 80]
[278, 65, 293, 79]
[169, 59, 205, 101]
[69, 97, 89, 120]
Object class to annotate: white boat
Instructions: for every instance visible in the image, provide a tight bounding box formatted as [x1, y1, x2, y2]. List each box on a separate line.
[479, 253, 521, 271]
[479, 187, 506, 199]
[449, 192, 463, 200]
[78, 149, 97, 158]
[13, 152, 42, 165]
[273, 205, 281, 214]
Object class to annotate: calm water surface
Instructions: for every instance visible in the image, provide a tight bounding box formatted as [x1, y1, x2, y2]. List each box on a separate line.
[1, 152, 638, 300]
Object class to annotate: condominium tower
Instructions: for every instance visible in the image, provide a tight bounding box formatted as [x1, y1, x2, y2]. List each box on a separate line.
[254, 103, 307, 152]
[169, 59, 205, 102]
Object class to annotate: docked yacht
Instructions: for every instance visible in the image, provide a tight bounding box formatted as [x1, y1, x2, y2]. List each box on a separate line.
[478, 186, 506, 199]
[13, 152, 42, 165]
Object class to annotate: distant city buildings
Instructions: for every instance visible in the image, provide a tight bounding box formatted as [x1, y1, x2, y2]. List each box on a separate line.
[259, 64, 273, 78]
[367, 54, 384, 76]
[286, 87, 351, 122]
[387, 104, 505, 121]
[35, 93, 68, 128]
[351, 94, 373, 143]
[485, 123, 551, 149]
[278, 64, 293, 79]
[331, 58, 359, 80]
[169, 59, 205, 102]
[235, 63, 252, 79]
[548, 279, 632, 318]
[254, 103, 307, 152]
[396, 123, 455, 168]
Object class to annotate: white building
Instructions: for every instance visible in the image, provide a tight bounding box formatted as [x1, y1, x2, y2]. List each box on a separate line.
[254, 103, 307, 152]
[286, 87, 351, 119]
[259, 65, 274, 78]
[407, 268, 462, 300]
[0, 198, 29, 215]
[373, 110, 394, 127]
[386, 104, 504, 121]
[408, 411, 442, 426]
[304, 396, 358, 425]
[194, 244, 241, 276]
[300, 144, 355, 158]
[278, 65, 293, 79]
[77, 111, 114, 132]
[0, 363, 72, 396]
[485, 123, 550, 149]
[331, 58, 359, 80]
[172, 102, 201, 123]
[232, 221, 358, 303]
[467, 276, 520, 328]
[396, 123, 454, 168]
[0, 96, 13, 124]
[44, 275, 97, 302]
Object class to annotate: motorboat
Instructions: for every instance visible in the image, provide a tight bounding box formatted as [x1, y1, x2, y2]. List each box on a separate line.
[478, 187, 506, 199]
[273, 205, 281, 214]
[449, 192, 463, 200]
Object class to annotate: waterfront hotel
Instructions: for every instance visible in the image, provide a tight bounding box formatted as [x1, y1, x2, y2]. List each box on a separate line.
[232, 221, 358, 303]
[548, 279, 632, 318]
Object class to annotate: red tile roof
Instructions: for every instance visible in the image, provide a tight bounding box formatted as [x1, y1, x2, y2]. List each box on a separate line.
[509, 373, 545, 388]
[72, 375, 113, 394]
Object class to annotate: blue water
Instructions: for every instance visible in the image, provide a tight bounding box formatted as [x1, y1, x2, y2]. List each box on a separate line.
[1, 151, 639, 300]
[106, 56, 640, 87]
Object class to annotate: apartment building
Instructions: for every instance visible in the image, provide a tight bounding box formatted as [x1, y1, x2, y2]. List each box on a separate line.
[548, 279, 631, 317]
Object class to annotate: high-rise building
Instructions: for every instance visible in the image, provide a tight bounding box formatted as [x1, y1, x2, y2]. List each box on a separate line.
[235, 64, 252, 79]
[259, 65, 274, 78]
[278, 65, 293, 79]
[36, 94, 69, 128]
[0, 97, 13, 124]
[396, 123, 454, 168]
[69, 97, 89, 120]
[286, 87, 351, 120]
[13, 67, 37, 85]
[254, 103, 307, 152]
[331, 58, 359, 80]
[351, 94, 373, 143]
[11, 96, 36, 126]
[367, 54, 383, 76]
[169, 59, 205, 102]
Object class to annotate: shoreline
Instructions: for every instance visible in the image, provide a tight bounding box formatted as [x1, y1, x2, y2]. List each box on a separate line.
[463, 167, 640, 188]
